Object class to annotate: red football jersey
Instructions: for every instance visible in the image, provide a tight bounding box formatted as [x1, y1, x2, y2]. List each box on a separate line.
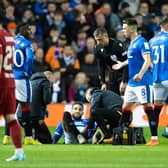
[0, 29, 15, 88]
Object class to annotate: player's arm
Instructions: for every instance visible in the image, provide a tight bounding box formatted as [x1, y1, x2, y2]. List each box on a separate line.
[24, 46, 34, 77]
[134, 52, 151, 82]
[112, 59, 128, 70]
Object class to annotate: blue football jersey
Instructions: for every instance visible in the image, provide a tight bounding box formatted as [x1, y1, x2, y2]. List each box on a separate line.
[127, 35, 152, 86]
[13, 35, 34, 79]
[52, 118, 88, 143]
[149, 31, 168, 82]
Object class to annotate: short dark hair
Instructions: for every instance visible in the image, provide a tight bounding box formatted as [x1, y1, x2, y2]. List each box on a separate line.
[17, 23, 29, 34]
[123, 19, 137, 26]
[160, 16, 168, 26]
[93, 27, 108, 37]
[72, 102, 84, 110]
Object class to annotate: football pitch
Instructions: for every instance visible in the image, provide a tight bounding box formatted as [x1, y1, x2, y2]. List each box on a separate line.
[0, 127, 168, 168]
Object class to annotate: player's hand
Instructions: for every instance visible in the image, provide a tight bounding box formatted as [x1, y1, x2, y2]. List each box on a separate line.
[133, 73, 143, 82]
[112, 61, 122, 70]
[101, 83, 107, 90]
[120, 81, 127, 95]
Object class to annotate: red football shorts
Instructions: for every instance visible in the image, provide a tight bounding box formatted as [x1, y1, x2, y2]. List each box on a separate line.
[0, 88, 16, 116]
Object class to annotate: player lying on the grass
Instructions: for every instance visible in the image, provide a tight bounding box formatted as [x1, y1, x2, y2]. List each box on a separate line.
[52, 102, 88, 144]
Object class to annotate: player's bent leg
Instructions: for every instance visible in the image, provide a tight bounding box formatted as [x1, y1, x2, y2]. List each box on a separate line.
[63, 112, 86, 144]
[5, 114, 25, 161]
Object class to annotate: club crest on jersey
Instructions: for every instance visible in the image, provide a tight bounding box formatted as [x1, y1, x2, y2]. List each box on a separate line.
[110, 55, 117, 62]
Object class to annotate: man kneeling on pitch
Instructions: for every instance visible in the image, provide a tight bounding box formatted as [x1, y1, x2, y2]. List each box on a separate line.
[85, 88, 123, 144]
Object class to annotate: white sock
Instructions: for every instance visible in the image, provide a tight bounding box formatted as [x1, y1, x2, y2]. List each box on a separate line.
[151, 136, 158, 140]
[165, 127, 168, 132]
[15, 148, 24, 155]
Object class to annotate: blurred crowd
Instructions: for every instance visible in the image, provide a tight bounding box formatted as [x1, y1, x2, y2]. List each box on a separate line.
[1, 0, 168, 103]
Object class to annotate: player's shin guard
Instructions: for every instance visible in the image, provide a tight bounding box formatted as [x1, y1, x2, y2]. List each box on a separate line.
[144, 107, 157, 137]
[8, 120, 22, 148]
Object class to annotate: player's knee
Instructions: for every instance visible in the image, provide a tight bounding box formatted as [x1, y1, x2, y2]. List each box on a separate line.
[63, 111, 72, 121]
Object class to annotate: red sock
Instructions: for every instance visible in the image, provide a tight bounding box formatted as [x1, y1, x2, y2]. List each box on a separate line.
[8, 120, 22, 148]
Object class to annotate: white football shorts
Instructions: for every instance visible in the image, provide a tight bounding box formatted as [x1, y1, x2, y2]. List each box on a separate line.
[153, 80, 168, 101]
[15, 79, 32, 103]
[124, 85, 153, 104]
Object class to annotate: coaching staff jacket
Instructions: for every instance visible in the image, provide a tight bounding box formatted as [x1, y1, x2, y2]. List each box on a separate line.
[88, 89, 123, 137]
[94, 38, 128, 92]
[30, 72, 52, 119]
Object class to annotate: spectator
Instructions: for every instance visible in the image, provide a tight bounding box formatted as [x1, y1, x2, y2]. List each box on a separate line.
[119, 0, 139, 16]
[52, 102, 87, 144]
[58, 44, 80, 102]
[21, 8, 36, 24]
[118, 1, 132, 22]
[80, 53, 99, 87]
[160, 3, 168, 18]
[44, 26, 59, 52]
[68, 72, 88, 103]
[65, 9, 87, 43]
[39, 2, 57, 38]
[71, 29, 87, 54]
[33, 0, 48, 15]
[52, 70, 62, 103]
[77, 37, 95, 64]
[138, 1, 152, 25]
[45, 34, 67, 70]
[32, 47, 50, 74]
[148, 13, 161, 35]
[29, 22, 43, 48]
[4, 4, 16, 26]
[53, 10, 66, 36]
[102, 3, 121, 37]
[134, 13, 154, 41]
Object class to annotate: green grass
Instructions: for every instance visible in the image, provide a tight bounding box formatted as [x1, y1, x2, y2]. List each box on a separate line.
[0, 127, 168, 168]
